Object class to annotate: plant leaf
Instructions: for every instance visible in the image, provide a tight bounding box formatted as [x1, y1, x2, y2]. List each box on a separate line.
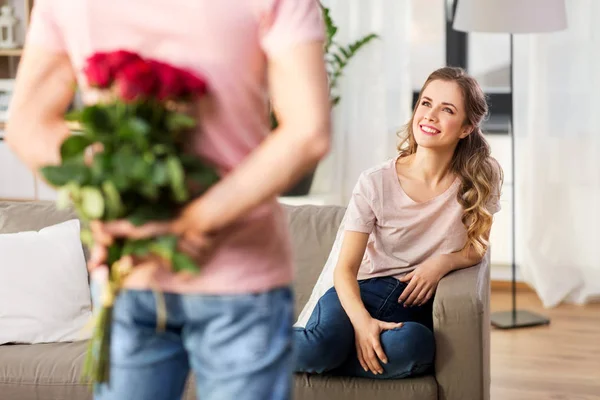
[347, 33, 379, 55]
[337, 45, 351, 59]
[91, 152, 111, 184]
[117, 117, 151, 148]
[122, 239, 152, 257]
[56, 184, 76, 209]
[333, 53, 346, 69]
[60, 135, 92, 161]
[172, 251, 200, 273]
[102, 180, 124, 220]
[81, 104, 112, 133]
[166, 156, 188, 202]
[127, 205, 174, 226]
[320, 4, 337, 53]
[166, 112, 196, 132]
[40, 158, 90, 187]
[80, 228, 94, 248]
[152, 161, 169, 186]
[149, 235, 178, 263]
[80, 186, 105, 219]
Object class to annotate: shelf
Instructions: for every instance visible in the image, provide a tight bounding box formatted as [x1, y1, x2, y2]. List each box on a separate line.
[0, 48, 23, 57]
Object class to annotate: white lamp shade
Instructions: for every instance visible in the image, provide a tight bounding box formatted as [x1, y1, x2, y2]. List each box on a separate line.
[453, 0, 567, 33]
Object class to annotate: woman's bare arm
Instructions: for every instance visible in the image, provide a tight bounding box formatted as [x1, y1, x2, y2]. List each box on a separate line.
[333, 231, 371, 325]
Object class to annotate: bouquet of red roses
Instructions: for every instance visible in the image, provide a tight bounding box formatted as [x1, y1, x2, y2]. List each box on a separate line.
[40, 50, 219, 386]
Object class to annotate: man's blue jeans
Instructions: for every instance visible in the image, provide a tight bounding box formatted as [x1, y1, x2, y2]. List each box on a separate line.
[91, 285, 294, 400]
[294, 277, 435, 379]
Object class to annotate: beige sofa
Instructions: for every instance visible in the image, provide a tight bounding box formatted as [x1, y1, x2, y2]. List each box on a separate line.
[0, 201, 491, 400]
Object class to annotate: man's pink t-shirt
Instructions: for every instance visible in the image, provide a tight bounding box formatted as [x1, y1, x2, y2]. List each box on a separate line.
[26, 0, 325, 294]
[345, 156, 502, 280]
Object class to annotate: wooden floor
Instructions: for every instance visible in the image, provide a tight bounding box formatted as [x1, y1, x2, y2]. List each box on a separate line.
[490, 289, 600, 400]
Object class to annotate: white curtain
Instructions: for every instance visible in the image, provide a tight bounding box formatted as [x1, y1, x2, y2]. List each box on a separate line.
[312, 0, 412, 205]
[513, 0, 600, 306]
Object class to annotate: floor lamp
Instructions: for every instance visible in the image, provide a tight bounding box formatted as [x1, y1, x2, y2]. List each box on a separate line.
[453, 0, 567, 329]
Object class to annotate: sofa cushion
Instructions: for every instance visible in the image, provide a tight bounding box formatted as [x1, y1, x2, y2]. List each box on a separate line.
[0, 341, 437, 400]
[0, 220, 92, 345]
[0, 342, 92, 400]
[283, 205, 346, 317]
[294, 373, 437, 400]
[0, 341, 198, 400]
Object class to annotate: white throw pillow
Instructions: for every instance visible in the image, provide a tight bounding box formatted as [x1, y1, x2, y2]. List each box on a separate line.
[0, 219, 92, 344]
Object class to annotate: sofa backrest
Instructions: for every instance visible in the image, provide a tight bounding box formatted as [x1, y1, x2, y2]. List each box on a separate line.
[0, 200, 86, 258]
[0, 201, 79, 233]
[0, 201, 345, 315]
[282, 204, 346, 317]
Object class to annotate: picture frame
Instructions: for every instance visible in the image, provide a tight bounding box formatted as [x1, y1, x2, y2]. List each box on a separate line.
[0, 79, 14, 123]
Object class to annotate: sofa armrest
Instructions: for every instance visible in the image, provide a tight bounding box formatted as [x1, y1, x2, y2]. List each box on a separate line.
[433, 252, 491, 400]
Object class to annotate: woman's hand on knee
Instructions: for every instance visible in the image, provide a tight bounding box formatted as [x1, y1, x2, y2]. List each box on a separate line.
[353, 318, 403, 375]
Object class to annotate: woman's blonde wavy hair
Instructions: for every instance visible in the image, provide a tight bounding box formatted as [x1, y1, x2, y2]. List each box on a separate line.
[397, 67, 503, 257]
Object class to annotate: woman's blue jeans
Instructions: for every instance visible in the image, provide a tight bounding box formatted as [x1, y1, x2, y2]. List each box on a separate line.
[294, 277, 435, 379]
[91, 284, 294, 400]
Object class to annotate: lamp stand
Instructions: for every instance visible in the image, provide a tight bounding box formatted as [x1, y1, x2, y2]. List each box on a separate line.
[490, 34, 550, 329]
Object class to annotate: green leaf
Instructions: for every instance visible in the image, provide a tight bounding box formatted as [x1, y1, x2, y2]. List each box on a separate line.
[333, 53, 346, 69]
[149, 235, 178, 263]
[152, 161, 169, 186]
[166, 156, 188, 202]
[102, 180, 124, 220]
[166, 112, 196, 132]
[127, 205, 174, 227]
[56, 185, 74, 209]
[320, 4, 337, 52]
[81, 104, 112, 133]
[112, 148, 146, 188]
[80, 228, 94, 248]
[152, 144, 172, 156]
[91, 152, 111, 184]
[188, 168, 219, 190]
[139, 182, 159, 200]
[117, 117, 151, 148]
[131, 158, 152, 181]
[122, 239, 152, 257]
[40, 158, 90, 187]
[347, 34, 379, 55]
[80, 186, 105, 219]
[60, 134, 92, 161]
[107, 244, 123, 266]
[338, 46, 351, 59]
[173, 251, 200, 273]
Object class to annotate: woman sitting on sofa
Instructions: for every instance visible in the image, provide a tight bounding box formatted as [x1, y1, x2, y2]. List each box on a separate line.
[294, 66, 503, 379]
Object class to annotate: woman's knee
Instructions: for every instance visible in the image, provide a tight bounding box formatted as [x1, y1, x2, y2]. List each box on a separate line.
[380, 322, 435, 375]
[294, 327, 353, 373]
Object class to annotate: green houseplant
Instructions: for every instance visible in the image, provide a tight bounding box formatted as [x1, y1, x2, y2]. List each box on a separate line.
[279, 3, 378, 196]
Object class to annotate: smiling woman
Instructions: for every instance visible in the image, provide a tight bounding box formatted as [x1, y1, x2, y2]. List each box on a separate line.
[293, 66, 504, 380]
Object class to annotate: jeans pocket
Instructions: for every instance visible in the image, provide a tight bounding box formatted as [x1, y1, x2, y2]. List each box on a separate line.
[197, 288, 294, 367]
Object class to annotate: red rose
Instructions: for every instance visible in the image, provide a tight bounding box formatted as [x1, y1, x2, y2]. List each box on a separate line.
[84, 53, 111, 88]
[181, 69, 208, 97]
[150, 60, 184, 100]
[106, 51, 142, 75]
[84, 51, 143, 89]
[115, 59, 158, 102]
